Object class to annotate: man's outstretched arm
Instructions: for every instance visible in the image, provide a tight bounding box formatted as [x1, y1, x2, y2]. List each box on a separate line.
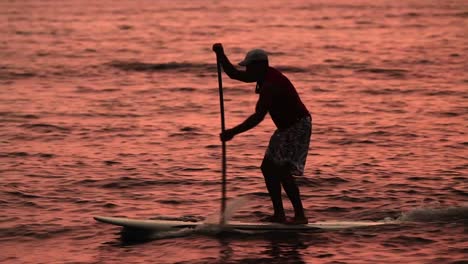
[213, 43, 256, 83]
[220, 110, 267, 141]
[220, 83, 273, 141]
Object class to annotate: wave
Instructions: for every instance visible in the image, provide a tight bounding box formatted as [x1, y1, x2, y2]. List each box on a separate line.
[0, 152, 29, 157]
[97, 176, 212, 189]
[384, 11, 468, 19]
[425, 90, 468, 97]
[107, 61, 215, 73]
[107, 60, 309, 74]
[275, 65, 309, 73]
[0, 152, 55, 159]
[383, 235, 435, 247]
[0, 222, 75, 240]
[4, 190, 41, 199]
[360, 88, 420, 95]
[328, 138, 375, 145]
[307, 176, 349, 186]
[0, 68, 36, 80]
[75, 86, 121, 93]
[0, 112, 39, 120]
[20, 123, 70, 133]
[355, 68, 408, 78]
[454, 11, 468, 17]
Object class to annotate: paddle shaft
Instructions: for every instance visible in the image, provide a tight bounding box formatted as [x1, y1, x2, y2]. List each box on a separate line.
[216, 56, 227, 225]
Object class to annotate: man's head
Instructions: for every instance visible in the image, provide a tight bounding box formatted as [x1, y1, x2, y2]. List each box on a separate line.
[239, 49, 269, 80]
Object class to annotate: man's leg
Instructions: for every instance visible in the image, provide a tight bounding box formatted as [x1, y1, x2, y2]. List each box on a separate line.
[261, 158, 285, 222]
[279, 165, 308, 224]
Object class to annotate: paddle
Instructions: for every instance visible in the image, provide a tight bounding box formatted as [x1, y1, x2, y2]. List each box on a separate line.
[215, 54, 227, 225]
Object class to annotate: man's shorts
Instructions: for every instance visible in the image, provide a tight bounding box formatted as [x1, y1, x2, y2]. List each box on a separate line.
[264, 116, 311, 176]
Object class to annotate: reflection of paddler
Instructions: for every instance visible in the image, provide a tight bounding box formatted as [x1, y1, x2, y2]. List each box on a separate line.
[212, 43, 311, 224]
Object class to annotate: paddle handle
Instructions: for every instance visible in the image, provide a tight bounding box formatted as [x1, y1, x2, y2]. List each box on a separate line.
[216, 55, 227, 225]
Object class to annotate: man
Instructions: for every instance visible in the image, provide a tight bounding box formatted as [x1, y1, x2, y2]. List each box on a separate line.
[212, 43, 311, 224]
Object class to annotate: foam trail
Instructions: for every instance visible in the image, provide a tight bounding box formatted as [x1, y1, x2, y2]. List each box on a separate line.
[398, 205, 468, 222]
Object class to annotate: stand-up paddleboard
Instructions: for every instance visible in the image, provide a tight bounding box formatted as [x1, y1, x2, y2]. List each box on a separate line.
[94, 216, 390, 231]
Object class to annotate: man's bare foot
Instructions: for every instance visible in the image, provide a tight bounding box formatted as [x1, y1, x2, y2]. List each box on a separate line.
[285, 216, 308, 225]
[261, 215, 286, 223]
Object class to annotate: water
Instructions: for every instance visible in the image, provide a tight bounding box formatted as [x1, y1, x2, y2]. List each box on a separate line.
[1, 0, 467, 263]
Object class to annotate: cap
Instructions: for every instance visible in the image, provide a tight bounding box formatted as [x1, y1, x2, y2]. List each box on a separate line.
[238, 49, 268, 66]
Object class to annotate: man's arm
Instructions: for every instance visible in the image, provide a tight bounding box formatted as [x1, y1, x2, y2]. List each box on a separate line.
[231, 110, 266, 135]
[221, 110, 267, 141]
[220, 87, 272, 141]
[213, 43, 256, 83]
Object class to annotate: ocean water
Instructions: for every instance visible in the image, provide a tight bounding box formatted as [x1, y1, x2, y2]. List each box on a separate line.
[1, 0, 467, 263]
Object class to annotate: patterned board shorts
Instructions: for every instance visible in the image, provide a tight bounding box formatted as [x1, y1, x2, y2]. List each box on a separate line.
[264, 116, 312, 176]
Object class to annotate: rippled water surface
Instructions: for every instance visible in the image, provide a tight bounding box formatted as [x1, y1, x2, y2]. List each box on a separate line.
[1, 0, 467, 263]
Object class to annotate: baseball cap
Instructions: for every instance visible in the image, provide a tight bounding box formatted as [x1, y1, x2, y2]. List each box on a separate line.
[238, 49, 268, 66]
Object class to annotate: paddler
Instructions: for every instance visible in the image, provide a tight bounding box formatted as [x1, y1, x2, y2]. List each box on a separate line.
[212, 43, 311, 224]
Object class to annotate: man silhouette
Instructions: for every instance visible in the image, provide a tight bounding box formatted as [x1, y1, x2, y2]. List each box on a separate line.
[213, 43, 311, 224]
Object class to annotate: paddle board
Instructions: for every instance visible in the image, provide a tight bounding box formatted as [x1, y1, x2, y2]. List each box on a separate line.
[94, 216, 390, 231]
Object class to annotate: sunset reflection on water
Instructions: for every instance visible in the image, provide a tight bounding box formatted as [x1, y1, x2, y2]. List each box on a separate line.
[0, 0, 467, 263]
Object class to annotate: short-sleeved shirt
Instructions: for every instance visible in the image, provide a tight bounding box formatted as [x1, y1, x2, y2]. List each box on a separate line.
[256, 67, 310, 129]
